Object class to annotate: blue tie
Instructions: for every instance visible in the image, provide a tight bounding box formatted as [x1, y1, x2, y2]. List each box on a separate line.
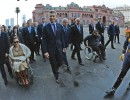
[52, 24, 56, 36]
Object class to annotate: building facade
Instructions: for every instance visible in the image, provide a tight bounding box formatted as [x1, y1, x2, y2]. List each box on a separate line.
[114, 5, 130, 22]
[32, 2, 124, 26]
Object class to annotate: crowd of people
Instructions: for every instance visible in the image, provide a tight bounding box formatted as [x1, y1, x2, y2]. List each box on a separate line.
[0, 10, 123, 89]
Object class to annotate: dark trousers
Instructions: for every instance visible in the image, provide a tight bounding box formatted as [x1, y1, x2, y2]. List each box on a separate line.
[71, 43, 82, 63]
[0, 64, 7, 80]
[0, 62, 12, 81]
[92, 44, 105, 57]
[99, 33, 104, 45]
[62, 52, 69, 66]
[35, 39, 41, 54]
[115, 34, 120, 43]
[28, 43, 35, 60]
[49, 53, 63, 80]
[113, 63, 130, 89]
[101, 35, 104, 45]
[105, 35, 114, 48]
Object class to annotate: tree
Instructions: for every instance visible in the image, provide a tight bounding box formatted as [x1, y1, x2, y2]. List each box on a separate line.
[15, 7, 20, 26]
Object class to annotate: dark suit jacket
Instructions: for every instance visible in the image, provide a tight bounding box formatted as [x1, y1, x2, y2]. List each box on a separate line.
[108, 24, 115, 36]
[42, 23, 65, 54]
[22, 26, 36, 46]
[0, 32, 10, 64]
[89, 24, 94, 34]
[115, 25, 120, 34]
[95, 22, 105, 34]
[63, 26, 71, 48]
[71, 24, 83, 44]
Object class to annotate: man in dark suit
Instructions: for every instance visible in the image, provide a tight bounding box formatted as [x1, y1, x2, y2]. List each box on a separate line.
[37, 17, 46, 61]
[0, 27, 13, 85]
[33, 22, 40, 55]
[62, 18, 71, 72]
[22, 20, 36, 62]
[42, 10, 66, 84]
[95, 18, 105, 45]
[105, 20, 116, 49]
[71, 18, 84, 65]
[115, 23, 120, 44]
[89, 21, 94, 34]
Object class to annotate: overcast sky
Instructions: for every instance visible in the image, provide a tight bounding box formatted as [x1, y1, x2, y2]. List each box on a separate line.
[0, 0, 129, 26]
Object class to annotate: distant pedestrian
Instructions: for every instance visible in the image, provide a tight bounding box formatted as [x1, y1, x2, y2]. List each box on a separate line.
[114, 23, 120, 44]
[105, 20, 116, 49]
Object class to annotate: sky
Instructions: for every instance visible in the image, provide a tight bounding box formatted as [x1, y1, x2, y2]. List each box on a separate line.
[0, 0, 130, 26]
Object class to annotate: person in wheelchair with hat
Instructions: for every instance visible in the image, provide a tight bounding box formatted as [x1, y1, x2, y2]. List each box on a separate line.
[84, 30, 106, 60]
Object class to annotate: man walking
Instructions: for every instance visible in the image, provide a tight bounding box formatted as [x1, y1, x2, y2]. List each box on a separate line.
[42, 10, 66, 84]
[105, 21, 116, 49]
[22, 20, 36, 62]
[95, 18, 105, 45]
[0, 26, 13, 85]
[71, 18, 84, 65]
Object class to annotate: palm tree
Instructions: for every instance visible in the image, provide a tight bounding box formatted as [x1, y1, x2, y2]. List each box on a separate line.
[15, 7, 20, 26]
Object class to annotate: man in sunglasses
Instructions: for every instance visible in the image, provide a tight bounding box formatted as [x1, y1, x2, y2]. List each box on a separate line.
[0, 26, 13, 85]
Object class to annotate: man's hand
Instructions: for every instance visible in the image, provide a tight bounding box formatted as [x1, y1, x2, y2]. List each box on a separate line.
[34, 42, 36, 44]
[44, 52, 49, 59]
[5, 53, 8, 57]
[119, 54, 125, 61]
[63, 48, 66, 52]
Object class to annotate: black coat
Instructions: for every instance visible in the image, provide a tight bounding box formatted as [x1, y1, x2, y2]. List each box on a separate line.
[42, 23, 65, 54]
[89, 24, 94, 34]
[22, 27, 36, 46]
[95, 22, 105, 34]
[115, 25, 120, 34]
[0, 32, 10, 64]
[71, 24, 83, 44]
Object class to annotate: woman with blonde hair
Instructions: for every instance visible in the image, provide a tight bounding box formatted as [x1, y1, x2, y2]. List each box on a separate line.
[9, 37, 31, 85]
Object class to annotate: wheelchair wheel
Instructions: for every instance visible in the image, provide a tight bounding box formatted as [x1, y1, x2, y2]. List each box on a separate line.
[84, 46, 93, 60]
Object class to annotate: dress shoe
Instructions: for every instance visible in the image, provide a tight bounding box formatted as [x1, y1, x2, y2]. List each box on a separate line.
[118, 42, 120, 44]
[56, 79, 63, 84]
[4, 79, 8, 86]
[66, 66, 72, 74]
[104, 88, 116, 98]
[71, 57, 77, 60]
[111, 47, 116, 49]
[79, 63, 84, 66]
[102, 56, 106, 60]
[9, 73, 13, 79]
[32, 59, 36, 62]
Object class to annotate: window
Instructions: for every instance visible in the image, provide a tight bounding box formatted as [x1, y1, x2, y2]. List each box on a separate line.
[72, 13, 73, 17]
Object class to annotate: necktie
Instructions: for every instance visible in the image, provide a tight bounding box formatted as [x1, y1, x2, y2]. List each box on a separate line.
[64, 27, 67, 33]
[78, 26, 80, 32]
[52, 24, 56, 36]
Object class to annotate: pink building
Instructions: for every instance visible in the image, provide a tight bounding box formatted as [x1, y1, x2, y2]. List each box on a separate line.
[32, 2, 124, 26]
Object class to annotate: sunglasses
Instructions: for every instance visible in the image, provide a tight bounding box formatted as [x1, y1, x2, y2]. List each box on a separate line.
[14, 41, 19, 44]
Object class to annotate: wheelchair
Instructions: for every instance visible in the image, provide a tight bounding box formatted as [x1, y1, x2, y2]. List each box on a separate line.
[11, 59, 34, 86]
[84, 45, 102, 62]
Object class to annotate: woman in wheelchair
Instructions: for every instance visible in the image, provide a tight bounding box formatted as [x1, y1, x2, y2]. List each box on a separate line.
[84, 30, 106, 60]
[9, 37, 31, 85]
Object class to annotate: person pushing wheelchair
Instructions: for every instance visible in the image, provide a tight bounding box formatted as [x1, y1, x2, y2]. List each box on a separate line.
[84, 30, 106, 60]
